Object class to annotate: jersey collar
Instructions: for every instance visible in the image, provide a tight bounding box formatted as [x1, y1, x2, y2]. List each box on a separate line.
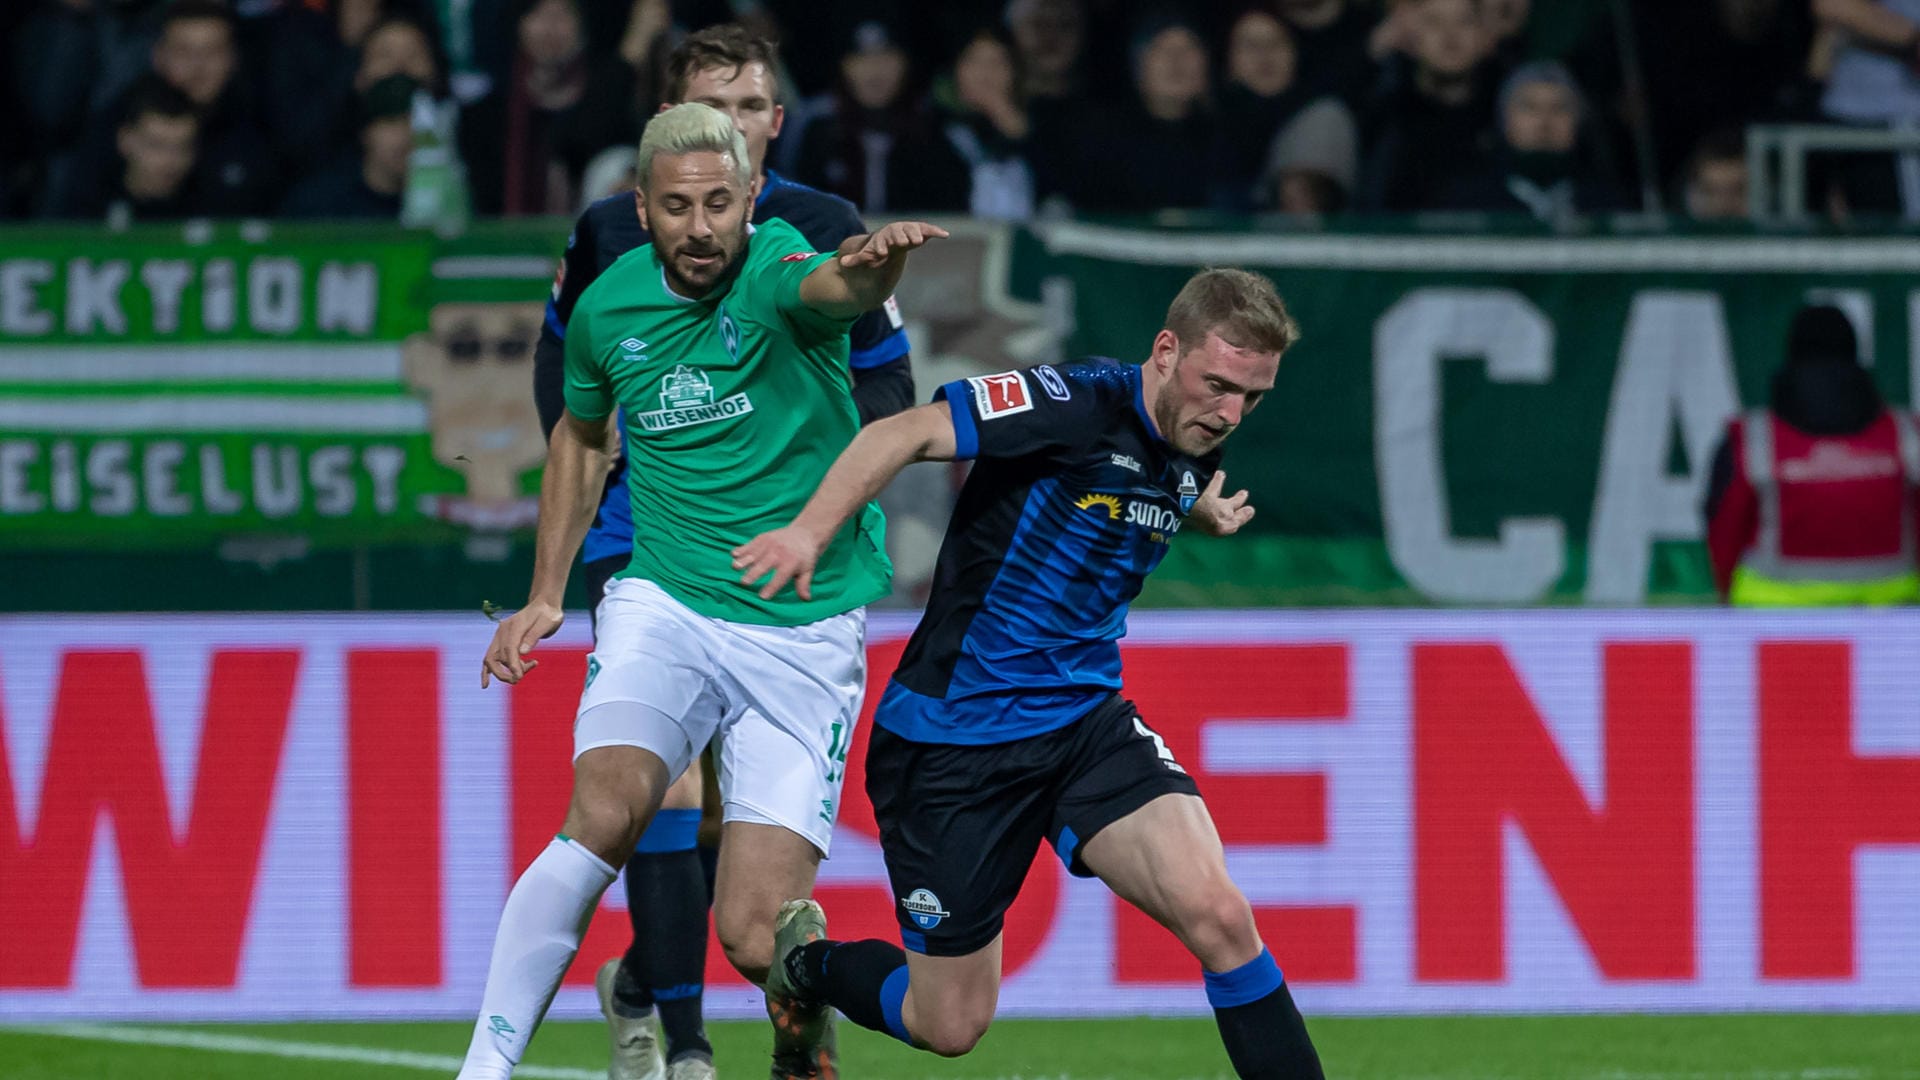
[755, 169, 787, 208]
[1133, 369, 1167, 445]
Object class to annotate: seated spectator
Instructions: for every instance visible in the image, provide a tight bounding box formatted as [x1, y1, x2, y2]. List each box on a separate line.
[40, 74, 205, 221]
[1436, 60, 1622, 220]
[356, 15, 447, 97]
[1213, 5, 1310, 209]
[148, 0, 276, 213]
[460, 0, 641, 217]
[1684, 127, 1750, 220]
[1356, 0, 1497, 211]
[1276, 0, 1378, 106]
[280, 74, 417, 220]
[793, 20, 968, 212]
[1261, 97, 1359, 214]
[935, 25, 1036, 220]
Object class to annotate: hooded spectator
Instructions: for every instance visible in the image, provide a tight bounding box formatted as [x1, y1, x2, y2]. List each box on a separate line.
[1261, 96, 1359, 214]
[1437, 60, 1622, 220]
[1067, 12, 1214, 212]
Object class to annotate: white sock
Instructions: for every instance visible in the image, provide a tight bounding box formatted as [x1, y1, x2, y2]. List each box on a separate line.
[458, 835, 618, 1079]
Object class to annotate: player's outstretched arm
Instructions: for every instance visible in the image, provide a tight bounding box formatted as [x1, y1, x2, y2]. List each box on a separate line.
[732, 400, 958, 600]
[798, 220, 950, 320]
[482, 410, 617, 687]
[1188, 470, 1257, 537]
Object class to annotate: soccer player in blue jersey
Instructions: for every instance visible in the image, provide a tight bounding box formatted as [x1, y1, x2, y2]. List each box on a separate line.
[733, 269, 1324, 1078]
[527, 25, 913, 1080]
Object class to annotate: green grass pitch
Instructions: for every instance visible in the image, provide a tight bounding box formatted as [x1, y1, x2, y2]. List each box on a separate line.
[2, 1015, 1917, 1079]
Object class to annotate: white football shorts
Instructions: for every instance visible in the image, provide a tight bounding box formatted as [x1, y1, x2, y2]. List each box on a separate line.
[573, 576, 866, 855]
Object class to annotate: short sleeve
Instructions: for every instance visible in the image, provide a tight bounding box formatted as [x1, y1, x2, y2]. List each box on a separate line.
[562, 302, 612, 422]
[933, 365, 1104, 462]
[742, 220, 854, 339]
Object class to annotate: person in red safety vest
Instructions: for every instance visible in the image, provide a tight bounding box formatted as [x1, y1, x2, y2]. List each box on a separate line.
[1704, 304, 1920, 606]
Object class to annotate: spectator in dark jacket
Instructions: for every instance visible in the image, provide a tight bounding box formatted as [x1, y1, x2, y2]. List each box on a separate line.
[10, 0, 162, 161]
[460, 0, 640, 216]
[934, 25, 1036, 220]
[794, 20, 969, 212]
[1357, 0, 1497, 211]
[1437, 60, 1622, 220]
[147, 0, 276, 213]
[40, 74, 206, 222]
[1213, 5, 1311, 209]
[1276, 0, 1378, 106]
[281, 74, 417, 220]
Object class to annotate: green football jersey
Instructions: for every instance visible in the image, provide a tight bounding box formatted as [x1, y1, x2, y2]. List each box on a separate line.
[562, 217, 891, 626]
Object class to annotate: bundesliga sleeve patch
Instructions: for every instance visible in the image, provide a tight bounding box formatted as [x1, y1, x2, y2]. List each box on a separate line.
[780, 251, 818, 262]
[968, 371, 1033, 419]
[882, 294, 905, 329]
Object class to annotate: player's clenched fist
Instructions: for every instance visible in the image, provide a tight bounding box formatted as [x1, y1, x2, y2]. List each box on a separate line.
[481, 600, 565, 687]
[1189, 470, 1256, 537]
[732, 525, 825, 601]
[838, 221, 951, 268]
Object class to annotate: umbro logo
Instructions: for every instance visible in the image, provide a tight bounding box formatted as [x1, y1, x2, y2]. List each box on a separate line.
[619, 338, 647, 352]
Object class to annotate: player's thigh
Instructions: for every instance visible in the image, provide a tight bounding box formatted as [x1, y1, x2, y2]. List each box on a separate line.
[709, 819, 822, 976]
[576, 577, 726, 783]
[865, 724, 1052, 961]
[707, 609, 867, 856]
[900, 937, 1003, 1057]
[1078, 791, 1260, 971]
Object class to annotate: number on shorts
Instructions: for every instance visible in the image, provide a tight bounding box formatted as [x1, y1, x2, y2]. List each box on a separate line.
[826, 721, 849, 783]
[1132, 716, 1186, 774]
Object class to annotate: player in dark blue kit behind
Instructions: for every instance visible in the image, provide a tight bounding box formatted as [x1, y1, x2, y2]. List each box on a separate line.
[527, 25, 913, 1080]
[733, 269, 1323, 1079]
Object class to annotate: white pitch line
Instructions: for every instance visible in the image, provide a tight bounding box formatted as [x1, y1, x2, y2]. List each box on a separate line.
[7, 1023, 602, 1080]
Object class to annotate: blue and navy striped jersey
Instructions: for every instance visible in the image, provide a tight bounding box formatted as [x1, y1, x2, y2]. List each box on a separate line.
[875, 359, 1223, 745]
[529, 170, 913, 567]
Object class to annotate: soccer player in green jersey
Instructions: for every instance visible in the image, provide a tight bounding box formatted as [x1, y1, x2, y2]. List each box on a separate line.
[458, 103, 946, 1080]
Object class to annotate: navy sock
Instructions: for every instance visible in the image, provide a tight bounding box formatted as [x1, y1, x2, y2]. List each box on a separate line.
[1205, 949, 1322, 1079]
[697, 841, 718, 904]
[795, 939, 914, 1046]
[622, 809, 711, 1062]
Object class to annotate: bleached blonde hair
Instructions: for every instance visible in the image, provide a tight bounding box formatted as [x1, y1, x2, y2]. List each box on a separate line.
[635, 102, 751, 192]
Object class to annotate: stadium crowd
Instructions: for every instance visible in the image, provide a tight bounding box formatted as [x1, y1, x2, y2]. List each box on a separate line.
[1, 0, 1917, 226]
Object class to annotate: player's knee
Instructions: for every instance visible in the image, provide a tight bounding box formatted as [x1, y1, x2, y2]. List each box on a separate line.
[917, 1005, 992, 1057]
[712, 902, 773, 982]
[561, 798, 644, 864]
[1171, 880, 1259, 968]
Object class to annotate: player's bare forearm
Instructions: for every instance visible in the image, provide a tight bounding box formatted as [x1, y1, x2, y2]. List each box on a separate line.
[800, 221, 950, 319]
[732, 402, 955, 600]
[527, 410, 615, 607]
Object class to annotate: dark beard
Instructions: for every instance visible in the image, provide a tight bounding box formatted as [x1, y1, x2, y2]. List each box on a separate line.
[659, 234, 746, 300]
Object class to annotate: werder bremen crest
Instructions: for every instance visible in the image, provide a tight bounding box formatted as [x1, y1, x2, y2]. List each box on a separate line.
[633, 364, 755, 433]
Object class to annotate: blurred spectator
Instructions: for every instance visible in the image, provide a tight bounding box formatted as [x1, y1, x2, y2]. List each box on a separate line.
[40, 75, 205, 221]
[1358, 0, 1497, 211]
[1260, 96, 1359, 214]
[460, 0, 641, 217]
[794, 21, 968, 212]
[1276, 0, 1378, 106]
[11, 0, 162, 161]
[148, 0, 276, 213]
[356, 15, 446, 96]
[934, 25, 1036, 220]
[1007, 0, 1087, 101]
[1814, 0, 1920, 218]
[1479, 0, 1530, 70]
[1437, 61, 1621, 220]
[1213, 6, 1309, 209]
[576, 143, 639, 210]
[280, 74, 417, 219]
[1575, 0, 1812, 202]
[1684, 127, 1750, 220]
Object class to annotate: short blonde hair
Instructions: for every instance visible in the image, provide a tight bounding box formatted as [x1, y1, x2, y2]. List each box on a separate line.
[1164, 268, 1299, 355]
[636, 102, 751, 191]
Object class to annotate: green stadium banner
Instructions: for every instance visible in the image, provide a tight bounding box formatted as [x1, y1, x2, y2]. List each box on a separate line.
[1038, 224, 1920, 606]
[7, 219, 1920, 610]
